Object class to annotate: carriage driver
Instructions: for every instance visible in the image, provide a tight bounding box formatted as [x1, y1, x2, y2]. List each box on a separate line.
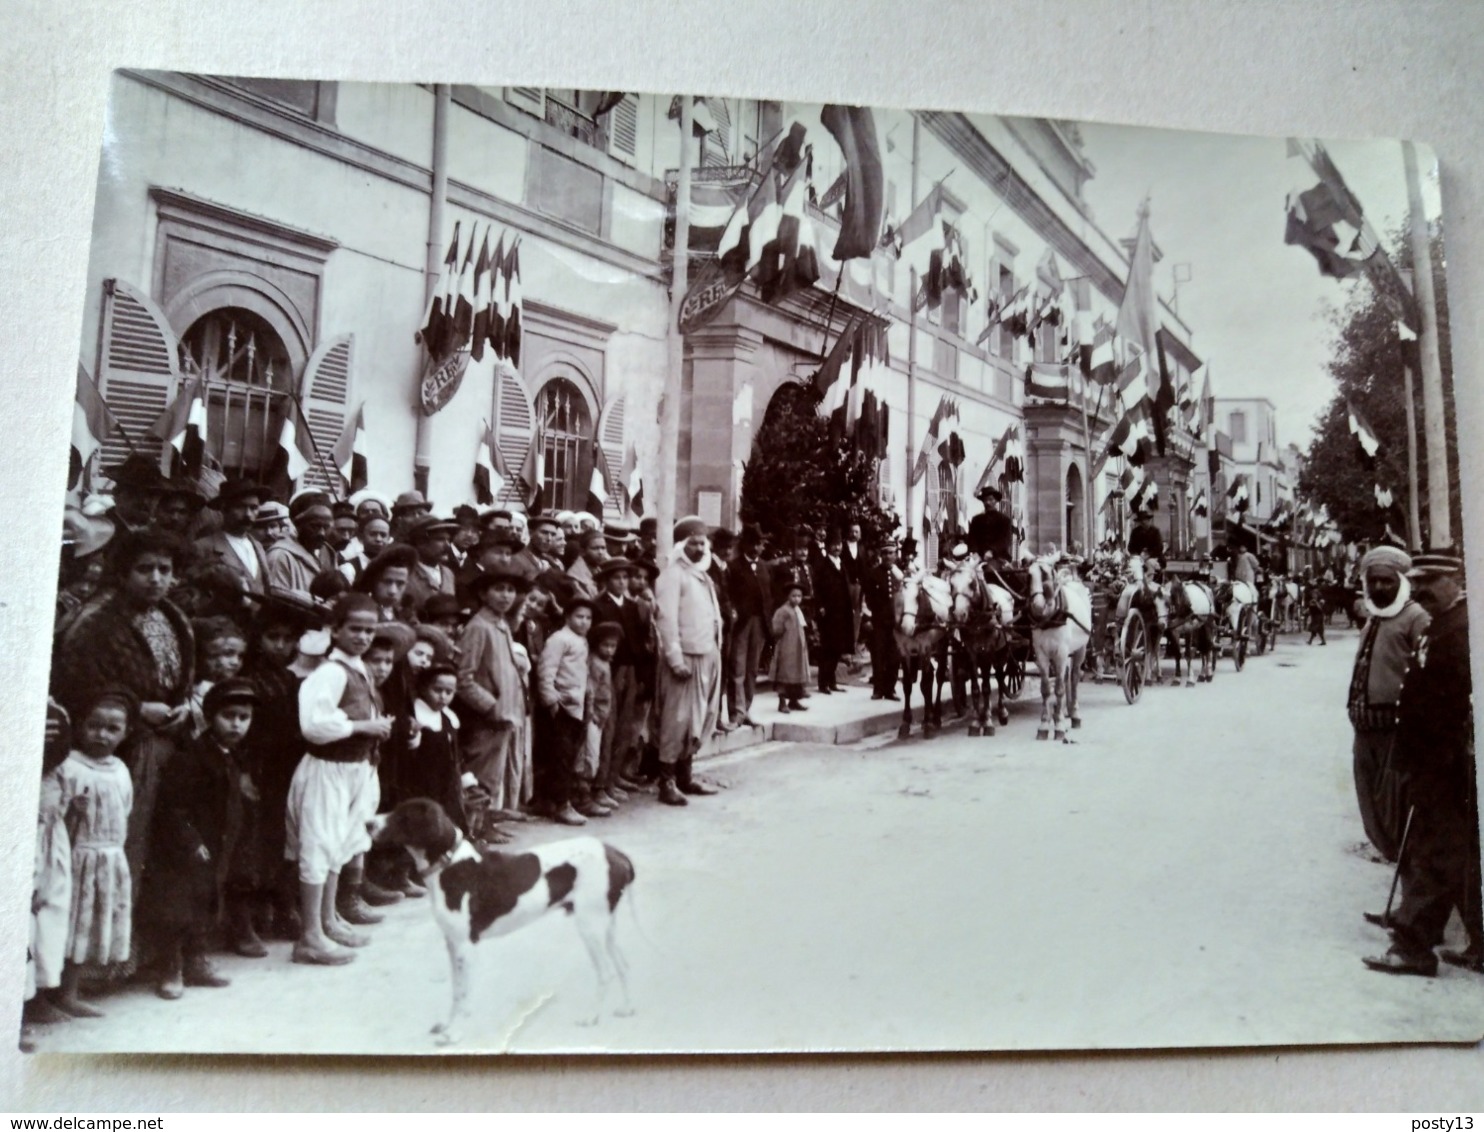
[1126, 508, 1165, 567]
[967, 483, 1015, 567]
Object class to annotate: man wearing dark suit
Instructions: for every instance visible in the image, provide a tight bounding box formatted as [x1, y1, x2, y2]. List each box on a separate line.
[967, 484, 1015, 564]
[708, 528, 738, 730]
[842, 521, 864, 651]
[862, 536, 903, 700]
[727, 526, 773, 725]
[811, 531, 854, 694]
[1127, 509, 1165, 565]
[195, 478, 271, 595]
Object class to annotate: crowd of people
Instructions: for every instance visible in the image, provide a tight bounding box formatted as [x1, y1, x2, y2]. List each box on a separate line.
[26, 455, 909, 1040]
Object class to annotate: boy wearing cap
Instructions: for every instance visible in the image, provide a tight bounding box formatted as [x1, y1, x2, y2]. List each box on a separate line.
[140, 678, 258, 998]
[593, 557, 646, 790]
[195, 479, 270, 594]
[457, 565, 533, 819]
[536, 594, 595, 825]
[583, 622, 624, 813]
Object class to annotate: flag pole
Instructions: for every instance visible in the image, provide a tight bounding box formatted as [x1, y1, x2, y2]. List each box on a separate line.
[1403, 141, 1449, 548]
[904, 113, 920, 547]
[656, 95, 694, 560]
[1077, 364, 1094, 553]
[414, 84, 451, 497]
[288, 389, 344, 500]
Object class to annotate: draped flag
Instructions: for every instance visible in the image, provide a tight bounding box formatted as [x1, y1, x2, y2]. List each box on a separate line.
[910, 395, 959, 485]
[1190, 487, 1208, 518]
[1347, 399, 1381, 467]
[757, 158, 821, 304]
[1130, 476, 1158, 513]
[331, 404, 369, 492]
[621, 442, 644, 517]
[275, 402, 316, 484]
[889, 179, 946, 263]
[521, 412, 546, 512]
[473, 421, 505, 506]
[73, 361, 119, 479]
[1025, 362, 1071, 401]
[488, 233, 507, 358]
[1227, 474, 1250, 512]
[1283, 139, 1378, 281]
[150, 375, 208, 480]
[416, 221, 461, 356]
[973, 424, 1022, 494]
[1116, 198, 1173, 454]
[503, 240, 523, 367]
[819, 104, 885, 261]
[1084, 322, 1117, 384]
[470, 231, 493, 363]
[1375, 483, 1393, 510]
[586, 436, 610, 518]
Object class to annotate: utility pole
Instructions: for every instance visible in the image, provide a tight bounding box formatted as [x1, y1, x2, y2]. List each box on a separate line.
[656, 96, 694, 561]
[414, 84, 451, 497]
[1397, 269, 1423, 551]
[1403, 141, 1450, 548]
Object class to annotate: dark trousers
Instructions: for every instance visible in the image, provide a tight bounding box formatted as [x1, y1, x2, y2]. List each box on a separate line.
[1392, 766, 1483, 955]
[818, 647, 841, 690]
[534, 706, 583, 810]
[1353, 728, 1406, 862]
[869, 616, 900, 695]
[720, 620, 736, 720]
[731, 615, 766, 719]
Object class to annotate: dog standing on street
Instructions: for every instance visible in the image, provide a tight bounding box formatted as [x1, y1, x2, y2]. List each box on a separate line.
[368, 798, 636, 1045]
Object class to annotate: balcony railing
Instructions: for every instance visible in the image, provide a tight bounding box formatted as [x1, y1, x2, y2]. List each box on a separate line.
[544, 96, 607, 149]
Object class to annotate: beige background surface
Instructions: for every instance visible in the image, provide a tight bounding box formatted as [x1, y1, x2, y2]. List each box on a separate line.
[2, 0, 1483, 1110]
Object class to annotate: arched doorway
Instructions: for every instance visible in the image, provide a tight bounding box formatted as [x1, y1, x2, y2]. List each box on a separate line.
[535, 376, 594, 512]
[179, 307, 293, 480]
[1065, 463, 1084, 552]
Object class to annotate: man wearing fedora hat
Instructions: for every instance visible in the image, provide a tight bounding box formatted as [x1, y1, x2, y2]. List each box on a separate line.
[402, 514, 460, 614]
[1364, 549, 1480, 978]
[1127, 508, 1165, 566]
[102, 453, 170, 532]
[267, 493, 337, 601]
[389, 490, 433, 541]
[195, 478, 271, 595]
[653, 516, 724, 805]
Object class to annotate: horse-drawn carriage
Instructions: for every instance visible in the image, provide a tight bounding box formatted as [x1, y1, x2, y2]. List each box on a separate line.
[1085, 569, 1150, 704]
[1169, 558, 1256, 671]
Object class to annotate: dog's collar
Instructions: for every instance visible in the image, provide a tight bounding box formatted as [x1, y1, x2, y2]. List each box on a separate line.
[417, 832, 468, 881]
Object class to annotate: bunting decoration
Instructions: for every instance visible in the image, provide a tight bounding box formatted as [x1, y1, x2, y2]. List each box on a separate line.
[1375, 483, 1394, 510]
[1190, 487, 1209, 518]
[1227, 473, 1250, 512]
[1024, 362, 1072, 401]
[1116, 198, 1173, 454]
[973, 424, 1022, 494]
[1130, 475, 1158, 513]
[331, 404, 369, 492]
[585, 435, 611, 518]
[1347, 399, 1381, 467]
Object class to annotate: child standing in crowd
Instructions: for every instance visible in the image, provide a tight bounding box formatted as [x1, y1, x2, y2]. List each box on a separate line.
[141, 678, 258, 1000]
[23, 699, 74, 1035]
[582, 622, 623, 815]
[338, 624, 410, 925]
[458, 566, 533, 832]
[187, 616, 249, 737]
[536, 595, 594, 826]
[54, 688, 137, 1017]
[285, 593, 393, 966]
[408, 661, 469, 834]
[770, 582, 811, 713]
[1306, 584, 1328, 646]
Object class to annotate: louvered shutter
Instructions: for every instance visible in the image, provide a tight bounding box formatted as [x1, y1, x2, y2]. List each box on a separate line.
[506, 87, 544, 116]
[608, 94, 639, 161]
[596, 394, 625, 514]
[495, 367, 535, 511]
[96, 278, 182, 477]
[298, 335, 352, 493]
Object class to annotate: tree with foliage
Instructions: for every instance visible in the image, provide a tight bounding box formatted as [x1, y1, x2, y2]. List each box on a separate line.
[1299, 223, 1459, 548]
[740, 382, 899, 549]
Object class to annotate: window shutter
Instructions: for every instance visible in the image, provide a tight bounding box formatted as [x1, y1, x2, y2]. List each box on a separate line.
[608, 95, 639, 161]
[96, 278, 182, 478]
[495, 367, 535, 510]
[506, 87, 545, 116]
[298, 335, 352, 493]
[596, 393, 625, 513]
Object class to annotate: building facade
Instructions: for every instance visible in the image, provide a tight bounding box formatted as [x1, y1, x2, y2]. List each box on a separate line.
[78, 75, 1211, 562]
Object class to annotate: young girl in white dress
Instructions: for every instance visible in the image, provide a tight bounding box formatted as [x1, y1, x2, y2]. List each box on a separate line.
[54, 688, 137, 1017]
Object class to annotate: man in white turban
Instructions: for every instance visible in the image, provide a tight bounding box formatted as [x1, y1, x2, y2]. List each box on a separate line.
[1347, 543, 1430, 863]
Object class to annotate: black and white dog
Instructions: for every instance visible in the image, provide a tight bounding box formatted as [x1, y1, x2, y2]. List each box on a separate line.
[368, 798, 636, 1044]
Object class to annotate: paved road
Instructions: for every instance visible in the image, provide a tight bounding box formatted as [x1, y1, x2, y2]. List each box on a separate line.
[28, 625, 1484, 1054]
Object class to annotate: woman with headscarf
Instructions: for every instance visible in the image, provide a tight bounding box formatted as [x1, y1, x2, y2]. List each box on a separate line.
[1347, 544, 1431, 862]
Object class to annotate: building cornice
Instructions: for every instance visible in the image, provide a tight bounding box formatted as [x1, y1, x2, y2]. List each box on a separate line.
[149, 186, 340, 258]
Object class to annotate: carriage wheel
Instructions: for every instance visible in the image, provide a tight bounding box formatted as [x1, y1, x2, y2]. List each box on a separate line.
[1004, 650, 1026, 698]
[1120, 611, 1147, 704]
[1235, 608, 1251, 671]
[1252, 613, 1268, 656]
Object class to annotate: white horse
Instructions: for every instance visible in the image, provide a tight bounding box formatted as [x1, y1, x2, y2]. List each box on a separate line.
[1027, 555, 1092, 742]
[1118, 555, 1168, 686]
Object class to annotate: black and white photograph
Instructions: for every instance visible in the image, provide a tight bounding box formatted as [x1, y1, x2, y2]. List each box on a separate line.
[14, 67, 1481, 1059]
